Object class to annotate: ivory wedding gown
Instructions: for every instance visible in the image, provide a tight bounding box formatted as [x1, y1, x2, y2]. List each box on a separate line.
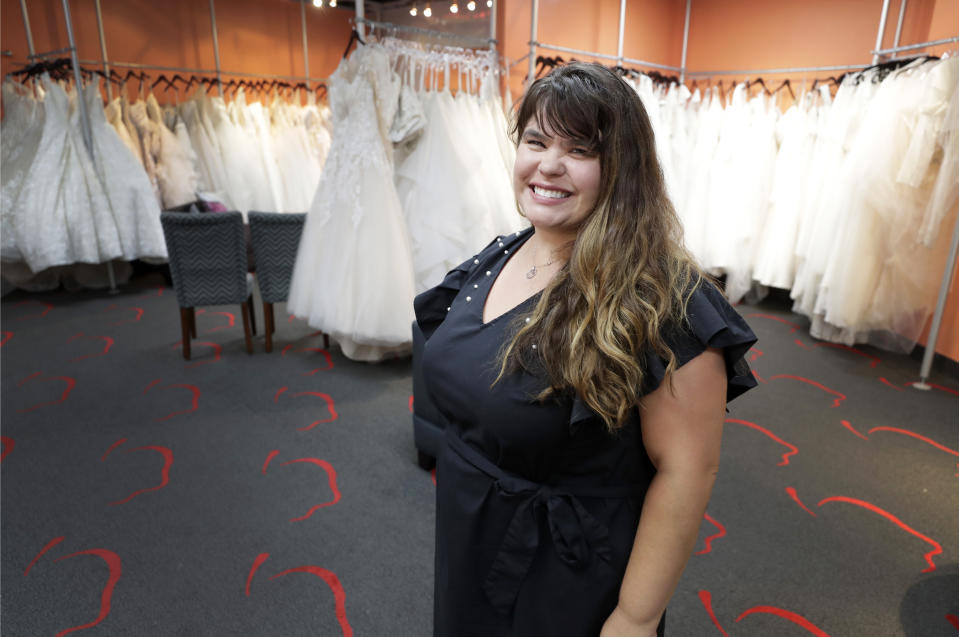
[287, 44, 417, 361]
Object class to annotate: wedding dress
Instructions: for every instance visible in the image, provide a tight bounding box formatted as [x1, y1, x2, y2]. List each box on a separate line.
[83, 79, 167, 262]
[394, 62, 524, 294]
[128, 98, 163, 203]
[146, 94, 198, 208]
[6, 76, 120, 273]
[1, 81, 43, 264]
[180, 94, 230, 206]
[105, 97, 145, 170]
[288, 44, 417, 361]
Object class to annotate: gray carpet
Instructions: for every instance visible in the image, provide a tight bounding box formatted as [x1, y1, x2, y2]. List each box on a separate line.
[2, 276, 958, 636]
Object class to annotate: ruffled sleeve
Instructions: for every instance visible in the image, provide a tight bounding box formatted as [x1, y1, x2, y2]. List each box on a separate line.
[568, 282, 757, 428]
[641, 281, 758, 401]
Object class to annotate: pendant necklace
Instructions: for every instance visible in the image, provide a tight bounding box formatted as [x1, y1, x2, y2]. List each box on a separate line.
[526, 254, 554, 279]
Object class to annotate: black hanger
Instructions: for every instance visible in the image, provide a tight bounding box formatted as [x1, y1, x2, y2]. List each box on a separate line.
[746, 77, 772, 96]
[342, 28, 365, 59]
[773, 78, 796, 101]
[164, 73, 187, 91]
[151, 73, 169, 91]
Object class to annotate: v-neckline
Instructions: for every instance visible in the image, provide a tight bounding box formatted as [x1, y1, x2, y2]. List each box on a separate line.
[481, 229, 539, 326]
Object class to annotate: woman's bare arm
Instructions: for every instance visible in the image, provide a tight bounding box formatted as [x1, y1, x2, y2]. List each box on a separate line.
[601, 346, 727, 636]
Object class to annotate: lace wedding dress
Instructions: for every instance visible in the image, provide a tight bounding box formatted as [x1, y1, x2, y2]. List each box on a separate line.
[288, 44, 417, 361]
[4, 76, 119, 273]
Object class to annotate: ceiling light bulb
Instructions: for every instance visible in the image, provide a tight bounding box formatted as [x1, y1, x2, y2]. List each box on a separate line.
[312, 0, 322, 7]
[467, 0, 476, 9]
[487, 0, 492, 6]
[410, 3, 418, 16]
[424, 3, 432, 17]
[450, 2, 458, 13]
[329, 0, 336, 5]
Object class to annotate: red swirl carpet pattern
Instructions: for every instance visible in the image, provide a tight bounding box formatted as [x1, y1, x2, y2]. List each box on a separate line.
[2, 278, 957, 636]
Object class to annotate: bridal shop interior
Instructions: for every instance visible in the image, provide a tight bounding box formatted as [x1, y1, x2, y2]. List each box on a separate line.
[2, 1, 958, 635]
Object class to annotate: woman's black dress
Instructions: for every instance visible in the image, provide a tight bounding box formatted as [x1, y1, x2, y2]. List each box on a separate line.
[415, 228, 757, 637]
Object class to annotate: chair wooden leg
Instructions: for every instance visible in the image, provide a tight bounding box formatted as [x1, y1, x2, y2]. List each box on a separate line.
[247, 296, 257, 335]
[264, 302, 274, 353]
[240, 302, 254, 355]
[180, 308, 192, 360]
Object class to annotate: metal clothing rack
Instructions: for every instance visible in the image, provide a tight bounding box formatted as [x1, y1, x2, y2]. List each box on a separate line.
[685, 63, 870, 78]
[72, 59, 329, 86]
[525, 0, 683, 86]
[355, 16, 493, 51]
[875, 34, 959, 58]
[352, 1, 500, 83]
[522, 0, 959, 384]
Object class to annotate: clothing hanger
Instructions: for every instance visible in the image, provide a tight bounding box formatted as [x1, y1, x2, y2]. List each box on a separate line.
[745, 77, 772, 97]
[772, 78, 795, 101]
[342, 28, 365, 59]
[151, 73, 169, 92]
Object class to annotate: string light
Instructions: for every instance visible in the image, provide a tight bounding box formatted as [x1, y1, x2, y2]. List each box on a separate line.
[312, 0, 322, 7]
[467, 0, 476, 10]
[329, 0, 336, 5]
[424, 2, 432, 17]
[450, 2, 458, 13]
[410, 2, 418, 16]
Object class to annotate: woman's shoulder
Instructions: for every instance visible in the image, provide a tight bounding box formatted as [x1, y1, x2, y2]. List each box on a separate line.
[413, 227, 532, 338]
[643, 278, 758, 402]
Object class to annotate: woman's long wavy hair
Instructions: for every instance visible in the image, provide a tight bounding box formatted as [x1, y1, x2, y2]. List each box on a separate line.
[496, 62, 708, 431]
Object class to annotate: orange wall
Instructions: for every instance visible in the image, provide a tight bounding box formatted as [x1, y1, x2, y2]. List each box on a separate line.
[501, 0, 686, 102]
[685, 0, 957, 87]
[1, 0, 352, 100]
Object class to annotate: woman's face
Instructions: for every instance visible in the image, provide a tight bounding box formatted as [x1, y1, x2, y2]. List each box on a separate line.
[513, 119, 602, 238]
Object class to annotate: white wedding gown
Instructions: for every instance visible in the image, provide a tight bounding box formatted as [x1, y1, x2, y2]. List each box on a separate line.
[83, 79, 167, 263]
[288, 44, 417, 361]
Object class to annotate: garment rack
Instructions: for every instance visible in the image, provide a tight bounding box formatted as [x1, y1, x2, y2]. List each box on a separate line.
[528, 41, 682, 74]
[685, 63, 870, 77]
[874, 34, 959, 57]
[72, 59, 329, 86]
[353, 0, 498, 58]
[355, 17, 493, 50]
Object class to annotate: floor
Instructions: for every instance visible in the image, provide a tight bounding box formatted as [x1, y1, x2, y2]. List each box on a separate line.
[2, 275, 958, 636]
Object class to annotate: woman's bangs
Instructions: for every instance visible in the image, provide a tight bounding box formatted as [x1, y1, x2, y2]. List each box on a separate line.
[534, 91, 602, 150]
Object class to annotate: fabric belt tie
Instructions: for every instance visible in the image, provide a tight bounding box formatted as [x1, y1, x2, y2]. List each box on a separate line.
[445, 428, 640, 617]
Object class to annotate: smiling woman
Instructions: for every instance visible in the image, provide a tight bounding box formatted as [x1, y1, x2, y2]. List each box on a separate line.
[415, 63, 758, 637]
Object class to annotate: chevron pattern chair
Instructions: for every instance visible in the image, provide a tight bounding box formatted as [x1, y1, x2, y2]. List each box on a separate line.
[248, 212, 328, 353]
[160, 211, 256, 359]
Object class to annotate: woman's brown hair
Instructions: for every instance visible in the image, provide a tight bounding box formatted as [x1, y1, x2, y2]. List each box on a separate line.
[496, 62, 708, 430]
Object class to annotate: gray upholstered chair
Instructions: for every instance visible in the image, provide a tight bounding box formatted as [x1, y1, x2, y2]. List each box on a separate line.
[248, 212, 327, 353]
[160, 211, 256, 359]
